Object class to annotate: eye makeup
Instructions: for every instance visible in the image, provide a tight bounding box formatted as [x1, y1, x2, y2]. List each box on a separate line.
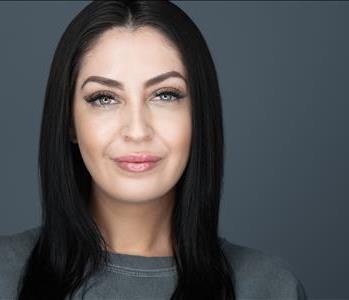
[83, 90, 117, 108]
[154, 87, 185, 103]
[83, 87, 186, 108]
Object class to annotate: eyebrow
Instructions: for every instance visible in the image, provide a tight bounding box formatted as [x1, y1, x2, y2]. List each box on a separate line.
[80, 71, 187, 90]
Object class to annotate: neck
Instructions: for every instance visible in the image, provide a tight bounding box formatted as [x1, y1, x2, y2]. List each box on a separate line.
[89, 185, 175, 257]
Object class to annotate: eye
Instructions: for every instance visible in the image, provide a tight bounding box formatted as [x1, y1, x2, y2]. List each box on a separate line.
[154, 89, 184, 103]
[83, 88, 185, 108]
[84, 91, 118, 108]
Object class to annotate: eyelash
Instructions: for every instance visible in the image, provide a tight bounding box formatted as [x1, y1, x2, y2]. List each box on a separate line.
[84, 89, 184, 108]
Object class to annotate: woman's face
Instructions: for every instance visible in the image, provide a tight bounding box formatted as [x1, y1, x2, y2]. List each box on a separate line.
[72, 26, 192, 205]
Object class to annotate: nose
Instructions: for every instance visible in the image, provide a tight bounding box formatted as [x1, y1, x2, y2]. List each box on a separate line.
[120, 104, 153, 142]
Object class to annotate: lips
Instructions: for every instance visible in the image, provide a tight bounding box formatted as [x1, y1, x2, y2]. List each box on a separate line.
[112, 153, 162, 163]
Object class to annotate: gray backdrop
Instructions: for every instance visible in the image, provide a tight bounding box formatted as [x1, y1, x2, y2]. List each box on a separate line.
[0, 1, 348, 299]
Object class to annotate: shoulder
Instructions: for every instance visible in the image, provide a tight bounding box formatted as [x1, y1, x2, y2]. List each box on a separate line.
[0, 226, 41, 298]
[219, 237, 308, 300]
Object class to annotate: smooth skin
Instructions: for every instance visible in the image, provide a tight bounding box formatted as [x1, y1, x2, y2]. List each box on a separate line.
[71, 26, 192, 257]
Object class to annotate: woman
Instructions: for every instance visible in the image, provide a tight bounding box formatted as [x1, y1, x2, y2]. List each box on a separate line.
[0, 1, 307, 299]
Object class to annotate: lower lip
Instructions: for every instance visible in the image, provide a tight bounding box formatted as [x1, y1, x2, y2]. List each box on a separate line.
[115, 160, 160, 173]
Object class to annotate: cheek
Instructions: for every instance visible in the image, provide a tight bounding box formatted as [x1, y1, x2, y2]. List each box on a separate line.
[72, 109, 113, 178]
[73, 100, 114, 148]
[157, 108, 192, 169]
[163, 110, 192, 194]
[156, 106, 191, 148]
[75, 118, 103, 150]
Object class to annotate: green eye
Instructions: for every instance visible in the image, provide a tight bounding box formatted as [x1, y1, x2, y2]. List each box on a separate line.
[155, 90, 184, 102]
[84, 88, 185, 108]
[84, 91, 118, 108]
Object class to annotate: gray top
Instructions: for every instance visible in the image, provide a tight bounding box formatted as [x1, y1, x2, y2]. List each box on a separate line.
[0, 227, 308, 299]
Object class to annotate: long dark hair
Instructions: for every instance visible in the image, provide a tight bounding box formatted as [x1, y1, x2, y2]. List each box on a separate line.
[17, 1, 235, 299]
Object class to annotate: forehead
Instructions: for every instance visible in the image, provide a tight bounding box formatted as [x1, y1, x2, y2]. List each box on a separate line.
[78, 26, 186, 82]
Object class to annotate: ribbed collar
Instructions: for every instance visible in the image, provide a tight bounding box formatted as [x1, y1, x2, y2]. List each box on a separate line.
[105, 250, 177, 271]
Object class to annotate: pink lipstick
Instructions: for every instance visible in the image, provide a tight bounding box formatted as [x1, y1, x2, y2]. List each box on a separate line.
[112, 153, 162, 173]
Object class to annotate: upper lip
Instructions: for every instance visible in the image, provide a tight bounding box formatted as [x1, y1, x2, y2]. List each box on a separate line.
[112, 153, 162, 163]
